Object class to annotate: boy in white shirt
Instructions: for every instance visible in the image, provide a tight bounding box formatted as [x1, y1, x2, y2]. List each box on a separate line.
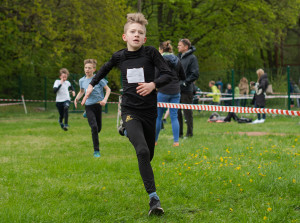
[53, 68, 75, 131]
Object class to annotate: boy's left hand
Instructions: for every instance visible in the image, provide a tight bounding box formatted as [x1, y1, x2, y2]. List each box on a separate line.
[136, 82, 155, 96]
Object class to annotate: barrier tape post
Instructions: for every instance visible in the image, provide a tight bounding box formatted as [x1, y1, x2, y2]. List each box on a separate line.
[21, 95, 27, 114]
[287, 66, 291, 110]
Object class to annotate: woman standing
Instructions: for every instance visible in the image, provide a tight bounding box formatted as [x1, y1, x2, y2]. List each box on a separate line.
[155, 41, 186, 146]
[238, 77, 249, 107]
[252, 69, 269, 124]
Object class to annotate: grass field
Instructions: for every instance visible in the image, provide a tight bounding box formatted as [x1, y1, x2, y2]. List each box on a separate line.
[0, 104, 299, 222]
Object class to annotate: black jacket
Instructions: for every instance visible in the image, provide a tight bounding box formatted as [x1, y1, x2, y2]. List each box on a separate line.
[155, 53, 186, 95]
[178, 46, 199, 93]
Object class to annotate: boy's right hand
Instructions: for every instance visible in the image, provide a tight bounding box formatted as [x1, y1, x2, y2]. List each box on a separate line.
[81, 84, 93, 106]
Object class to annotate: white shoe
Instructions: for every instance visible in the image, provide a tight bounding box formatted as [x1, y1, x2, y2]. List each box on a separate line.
[260, 119, 265, 123]
[251, 119, 260, 124]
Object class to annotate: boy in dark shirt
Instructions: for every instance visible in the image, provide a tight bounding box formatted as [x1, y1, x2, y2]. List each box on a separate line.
[81, 12, 172, 216]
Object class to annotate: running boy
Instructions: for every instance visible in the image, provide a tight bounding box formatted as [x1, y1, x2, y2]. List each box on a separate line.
[53, 68, 75, 131]
[81, 13, 172, 216]
[74, 59, 111, 158]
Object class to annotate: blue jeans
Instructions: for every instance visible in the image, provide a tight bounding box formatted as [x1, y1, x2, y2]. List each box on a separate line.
[255, 103, 266, 120]
[155, 92, 180, 142]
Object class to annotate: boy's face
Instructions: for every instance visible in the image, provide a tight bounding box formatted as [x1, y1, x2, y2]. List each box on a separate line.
[60, 73, 68, 81]
[122, 23, 146, 51]
[84, 63, 95, 76]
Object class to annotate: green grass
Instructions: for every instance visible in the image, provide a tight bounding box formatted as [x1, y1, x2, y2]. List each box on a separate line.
[0, 104, 299, 222]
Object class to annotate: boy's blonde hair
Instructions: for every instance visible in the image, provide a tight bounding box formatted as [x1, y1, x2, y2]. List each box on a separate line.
[209, 80, 215, 85]
[124, 13, 148, 33]
[84, 59, 97, 68]
[59, 68, 69, 76]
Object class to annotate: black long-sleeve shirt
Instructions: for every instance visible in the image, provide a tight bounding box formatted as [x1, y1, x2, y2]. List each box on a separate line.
[90, 46, 172, 117]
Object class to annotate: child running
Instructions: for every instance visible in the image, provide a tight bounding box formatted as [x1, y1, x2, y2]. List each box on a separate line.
[53, 68, 75, 131]
[81, 13, 172, 216]
[74, 59, 111, 158]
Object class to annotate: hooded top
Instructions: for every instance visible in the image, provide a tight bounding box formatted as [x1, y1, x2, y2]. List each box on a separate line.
[177, 46, 199, 93]
[155, 53, 186, 95]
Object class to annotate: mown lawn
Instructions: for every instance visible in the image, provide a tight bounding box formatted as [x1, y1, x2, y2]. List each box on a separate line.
[0, 104, 299, 222]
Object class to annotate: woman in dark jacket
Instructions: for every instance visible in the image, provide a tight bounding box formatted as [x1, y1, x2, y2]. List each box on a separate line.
[155, 41, 186, 146]
[252, 69, 269, 124]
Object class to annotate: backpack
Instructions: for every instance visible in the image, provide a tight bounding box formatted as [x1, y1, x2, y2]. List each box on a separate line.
[265, 84, 273, 95]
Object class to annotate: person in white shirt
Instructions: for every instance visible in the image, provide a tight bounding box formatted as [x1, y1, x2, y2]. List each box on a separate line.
[53, 68, 75, 131]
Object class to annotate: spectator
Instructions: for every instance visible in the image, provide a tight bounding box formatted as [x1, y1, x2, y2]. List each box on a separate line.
[251, 68, 269, 124]
[238, 77, 249, 107]
[224, 83, 232, 106]
[207, 80, 221, 105]
[155, 40, 186, 147]
[177, 38, 199, 138]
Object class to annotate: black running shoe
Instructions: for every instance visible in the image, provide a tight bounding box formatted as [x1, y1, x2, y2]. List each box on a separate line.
[148, 197, 164, 216]
[63, 124, 69, 131]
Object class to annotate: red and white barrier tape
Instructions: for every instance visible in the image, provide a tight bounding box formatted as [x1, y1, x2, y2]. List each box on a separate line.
[0, 98, 119, 104]
[157, 102, 300, 116]
[1, 98, 299, 116]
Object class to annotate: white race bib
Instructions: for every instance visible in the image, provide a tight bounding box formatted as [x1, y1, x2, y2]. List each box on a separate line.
[127, 68, 145, 83]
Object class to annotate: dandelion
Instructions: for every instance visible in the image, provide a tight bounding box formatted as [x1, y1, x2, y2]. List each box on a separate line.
[184, 163, 187, 166]
[263, 216, 267, 220]
[278, 177, 282, 180]
[240, 188, 244, 192]
[295, 138, 298, 142]
[267, 207, 272, 212]
[203, 156, 207, 159]
[237, 184, 241, 187]
[220, 157, 224, 162]
[293, 179, 296, 183]
[217, 199, 220, 202]
[102, 187, 106, 190]
[229, 180, 232, 183]
[247, 172, 251, 175]
[179, 173, 182, 176]
[249, 179, 253, 183]
[235, 166, 241, 170]
[226, 149, 230, 154]
[162, 162, 165, 165]
[229, 208, 233, 212]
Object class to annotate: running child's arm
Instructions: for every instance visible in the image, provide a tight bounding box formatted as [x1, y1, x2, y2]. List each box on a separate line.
[74, 89, 85, 108]
[69, 84, 76, 97]
[99, 85, 111, 106]
[53, 81, 62, 94]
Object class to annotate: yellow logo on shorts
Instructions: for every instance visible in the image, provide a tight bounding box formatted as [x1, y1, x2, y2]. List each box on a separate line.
[125, 115, 133, 122]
